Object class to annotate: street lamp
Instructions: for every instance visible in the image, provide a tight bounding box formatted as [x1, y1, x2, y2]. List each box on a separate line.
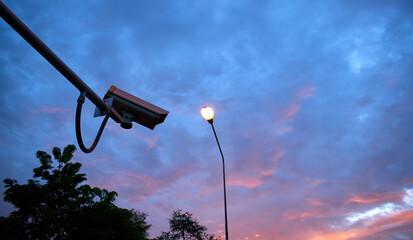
[201, 106, 229, 240]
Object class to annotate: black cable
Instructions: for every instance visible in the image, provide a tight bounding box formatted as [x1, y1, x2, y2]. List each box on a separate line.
[75, 91, 109, 153]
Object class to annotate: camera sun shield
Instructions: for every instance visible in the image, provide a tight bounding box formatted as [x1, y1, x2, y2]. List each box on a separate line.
[95, 85, 169, 130]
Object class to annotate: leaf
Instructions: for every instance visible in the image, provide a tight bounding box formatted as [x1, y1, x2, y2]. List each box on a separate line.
[52, 147, 61, 160]
[60, 144, 76, 163]
[36, 151, 52, 167]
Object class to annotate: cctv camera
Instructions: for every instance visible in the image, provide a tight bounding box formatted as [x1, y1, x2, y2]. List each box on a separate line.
[95, 85, 168, 130]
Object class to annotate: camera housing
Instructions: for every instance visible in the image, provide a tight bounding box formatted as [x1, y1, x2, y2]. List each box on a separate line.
[95, 85, 168, 130]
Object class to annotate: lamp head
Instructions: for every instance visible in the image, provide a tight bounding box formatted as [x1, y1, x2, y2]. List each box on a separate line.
[201, 106, 214, 124]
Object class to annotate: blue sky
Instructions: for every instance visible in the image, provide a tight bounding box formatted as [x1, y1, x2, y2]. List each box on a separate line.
[1, 0, 413, 239]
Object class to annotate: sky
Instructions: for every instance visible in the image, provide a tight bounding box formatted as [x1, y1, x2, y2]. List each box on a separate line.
[1, 0, 413, 239]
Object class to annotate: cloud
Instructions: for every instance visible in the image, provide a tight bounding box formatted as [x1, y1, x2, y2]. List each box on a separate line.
[30, 106, 69, 114]
[309, 210, 413, 240]
[284, 210, 323, 220]
[346, 189, 413, 225]
[1, 0, 413, 239]
[345, 192, 401, 204]
[228, 175, 262, 188]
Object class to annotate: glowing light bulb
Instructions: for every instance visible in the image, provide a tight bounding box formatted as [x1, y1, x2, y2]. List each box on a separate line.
[201, 106, 214, 121]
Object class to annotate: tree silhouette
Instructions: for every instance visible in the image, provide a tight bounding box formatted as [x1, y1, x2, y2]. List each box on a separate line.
[0, 144, 150, 240]
[157, 209, 219, 240]
[132, 209, 152, 238]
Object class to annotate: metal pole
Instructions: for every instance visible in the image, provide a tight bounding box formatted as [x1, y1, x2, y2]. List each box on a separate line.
[0, 1, 107, 112]
[211, 123, 229, 240]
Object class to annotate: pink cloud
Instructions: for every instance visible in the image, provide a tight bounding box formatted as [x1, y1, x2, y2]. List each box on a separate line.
[308, 211, 413, 240]
[283, 210, 323, 220]
[256, 150, 284, 176]
[296, 85, 316, 99]
[345, 192, 401, 204]
[275, 85, 316, 125]
[30, 106, 69, 114]
[281, 104, 301, 118]
[127, 172, 152, 186]
[225, 148, 283, 189]
[227, 175, 262, 188]
[304, 178, 326, 187]
[369, 210, 413, 228]
[88, 171, 152, 194]
[274, 126, 293, 135]
[306, 198, 327, 206]
[144, 135, 159, 149]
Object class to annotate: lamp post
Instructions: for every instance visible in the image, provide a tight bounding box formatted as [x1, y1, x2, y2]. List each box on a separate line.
[201, 106, 229, 240]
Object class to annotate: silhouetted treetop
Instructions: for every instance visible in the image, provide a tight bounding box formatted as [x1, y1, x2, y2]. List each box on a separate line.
[1, 144, 150, 240]
[156, 209, 220, 240]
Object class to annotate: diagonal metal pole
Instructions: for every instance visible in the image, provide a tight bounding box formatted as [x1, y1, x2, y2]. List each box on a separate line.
[210, 123, 229, 240]
[0, 1, 108, 112]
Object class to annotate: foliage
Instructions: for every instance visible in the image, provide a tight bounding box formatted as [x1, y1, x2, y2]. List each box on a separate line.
[156, 209, 220, 240]
[132, 209, 152, 238]
[0, 144, 150, 240]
